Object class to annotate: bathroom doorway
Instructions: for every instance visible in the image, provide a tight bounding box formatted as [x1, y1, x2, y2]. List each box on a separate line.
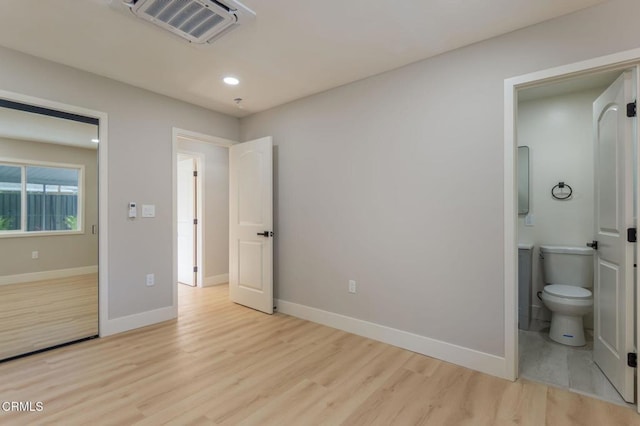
[516, 69, 629, 406]
[505, 54, 640, 411]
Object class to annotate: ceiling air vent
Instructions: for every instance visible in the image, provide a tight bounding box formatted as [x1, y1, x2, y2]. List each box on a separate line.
[123, 0, 255, 44]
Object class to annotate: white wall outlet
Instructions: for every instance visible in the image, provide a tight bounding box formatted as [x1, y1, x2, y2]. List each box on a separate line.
[31, 251, 39, 259]
[146, 273, 155, 286]
[525, 213, 534, 226]
[348, 279, 356, 294]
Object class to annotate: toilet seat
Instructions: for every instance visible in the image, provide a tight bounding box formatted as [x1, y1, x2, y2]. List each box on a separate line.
[543, 284, 591, 299]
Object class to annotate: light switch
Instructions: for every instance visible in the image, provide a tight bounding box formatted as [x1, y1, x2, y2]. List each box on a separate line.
[142, 204, 156, 218]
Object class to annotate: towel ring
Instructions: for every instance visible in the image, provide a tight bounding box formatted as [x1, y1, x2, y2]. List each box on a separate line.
[551, 182, 572, 200]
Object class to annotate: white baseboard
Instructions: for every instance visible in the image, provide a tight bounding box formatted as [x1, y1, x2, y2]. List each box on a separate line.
[100, 305, 177, 337]
[276, 299, 509, 380]
[0, 265, 98, 286]
[202, 273, 229, 287]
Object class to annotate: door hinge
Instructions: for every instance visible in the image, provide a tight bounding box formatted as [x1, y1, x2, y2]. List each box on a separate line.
[193, 218, 198, 225]
[193, 266, 198, 273]
[627, 101, 637, 117]
[627, 228, 637, 243]
[628, 353, 637, 368]
[193, 170, 198, 177]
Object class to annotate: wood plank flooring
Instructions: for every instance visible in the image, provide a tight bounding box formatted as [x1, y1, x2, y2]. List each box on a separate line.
[0, 273, 98, 360]
[0, 284, 637, 425]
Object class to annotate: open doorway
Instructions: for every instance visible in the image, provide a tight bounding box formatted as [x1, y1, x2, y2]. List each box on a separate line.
[172, 129, 275, 316]
[173, 129, 232, 306]
[505, 51, 640, 411]
[516, 69, 633, 406]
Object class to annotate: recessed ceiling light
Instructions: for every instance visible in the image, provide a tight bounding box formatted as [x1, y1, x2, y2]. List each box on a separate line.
[223, 76, 240, 86]
[91, 138, 100, 143]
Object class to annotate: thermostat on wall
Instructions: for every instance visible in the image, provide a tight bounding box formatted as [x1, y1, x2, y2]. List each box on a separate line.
[128, 202, 137, 218]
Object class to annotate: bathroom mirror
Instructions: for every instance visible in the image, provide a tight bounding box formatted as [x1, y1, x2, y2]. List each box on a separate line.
[518, 146, 529, 215]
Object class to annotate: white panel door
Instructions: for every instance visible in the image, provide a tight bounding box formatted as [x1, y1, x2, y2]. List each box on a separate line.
[177, 155, 196, 286]
[593, 71, 635, 403]
[229, 137, 273, 313]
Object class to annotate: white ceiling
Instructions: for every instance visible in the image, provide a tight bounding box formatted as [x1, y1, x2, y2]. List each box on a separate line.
[0, 0, 607, 118]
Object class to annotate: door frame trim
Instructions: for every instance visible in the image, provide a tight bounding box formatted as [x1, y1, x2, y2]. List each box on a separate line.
[0, 89, 109, 337]
[504, 48, 640, 388]
[172, 128, 234, 308]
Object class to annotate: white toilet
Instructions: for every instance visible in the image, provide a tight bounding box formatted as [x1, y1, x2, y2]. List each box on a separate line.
[539, 245, 594, 346]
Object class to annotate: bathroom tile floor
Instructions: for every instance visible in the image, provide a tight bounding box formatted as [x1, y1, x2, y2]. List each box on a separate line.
[519, 321, 630, 407]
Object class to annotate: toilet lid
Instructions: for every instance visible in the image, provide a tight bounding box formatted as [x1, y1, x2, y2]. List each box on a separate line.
[544, 284, 592, 299]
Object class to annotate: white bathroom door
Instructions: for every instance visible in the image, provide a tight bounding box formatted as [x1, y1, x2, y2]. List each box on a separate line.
[177, 155, 197, 286]
[229, 136, 273, 314]
[592, 71, 635, 403]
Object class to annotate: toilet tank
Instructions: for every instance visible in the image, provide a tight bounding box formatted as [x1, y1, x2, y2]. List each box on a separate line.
[540, 245, 594, 288]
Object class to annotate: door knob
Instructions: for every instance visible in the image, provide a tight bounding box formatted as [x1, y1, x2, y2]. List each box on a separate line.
[586, 240, 598, 250]
[257, 231, 273, 237]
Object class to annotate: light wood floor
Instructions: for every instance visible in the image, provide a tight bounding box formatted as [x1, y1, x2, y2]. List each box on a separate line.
[0, 284, 637, 425]
[0, 273, 98, 360]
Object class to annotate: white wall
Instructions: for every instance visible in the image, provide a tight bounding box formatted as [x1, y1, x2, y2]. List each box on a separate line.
[517, 88, 605, 328]
[176, 139, 229, 284]
[240, 0, 640, 362]
[0, 46, 239, 325]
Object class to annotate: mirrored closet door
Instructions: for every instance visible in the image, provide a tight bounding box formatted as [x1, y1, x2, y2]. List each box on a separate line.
[0, 100, 99, 360]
